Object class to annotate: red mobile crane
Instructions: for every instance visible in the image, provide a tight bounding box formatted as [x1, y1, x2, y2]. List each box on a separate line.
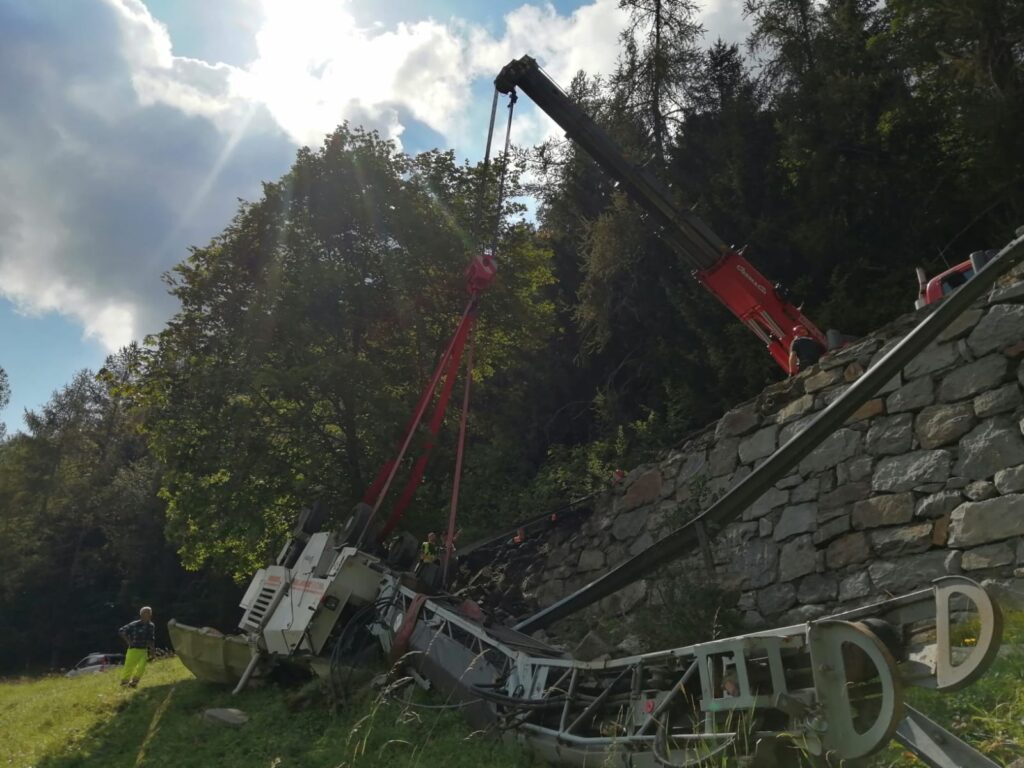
[495, 55, 830, 374]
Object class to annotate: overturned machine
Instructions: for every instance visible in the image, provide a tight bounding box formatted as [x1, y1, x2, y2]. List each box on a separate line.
[171, 506, 1007, 767]
[170, 56, 1024, 768]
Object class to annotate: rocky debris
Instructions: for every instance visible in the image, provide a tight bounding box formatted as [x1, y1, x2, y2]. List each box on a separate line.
[904, 342, 960, 379]
[773, 504, 817, 541]
[937, 308, 984, 342]
[914, 403, 976, 449]
[676, 452, 706, 485]
[780, 414, 815, 447]
[964, 480, 997, 501]
[813, 514, 851, 545]
[618, 470, 662, 512]
[780, 604, 828, 624]
[865, 414, 914, 456]
[600, 580, 647, 615]
[573, 630, 614, 661]
[805, 368, 842, 393]
[202, 708, 248, 727]
[757, 582, 797, 616]
[776, 395, 814, 424]
[995, 465, 1024, 494]
[954, 417, 1024, 479]
[800, 429, 862, 475]
[967, 303, 1024, 356]
[791, 478, 818, 503]
[886, 376, 934, 413]
[819, 482, 871, 511]
[743, 487, 789, 521]
[738, 425, 778, 464]
[612, 508, 648, 541]
[872, 450, 951, 492]
[974, 383, 1021, 417]
[825, 532, 870, 569]
[731, 538, 779, 589]
[961, 542, 1016, 571]
[949, 495, 1024, 547]
[932, 514, 951, 546]
[916, 490, 963, 519]
[578, 549, 605, 571]
[779, 535, 817, 582]
[629, 532, 654, 557]
[716, 402, 759, 438]
[938, 355, 1008, 402]
[839, 571, 872, 602]
[980, 578, 1024, 611]
[708, 438, 739, 477]
[868, 550, 950, 593]
[847, 398, 885, 423]
[837, 456, 874, 485]
[868, 522, 933, 557]
[852, 493, 914, 529]
[797, 573, 838, 604]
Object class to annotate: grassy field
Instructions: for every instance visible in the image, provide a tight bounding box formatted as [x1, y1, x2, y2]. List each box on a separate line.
[870, 611, 1024, 768]
[0, 659, 537, 768]
[3, 617, 1021, 768]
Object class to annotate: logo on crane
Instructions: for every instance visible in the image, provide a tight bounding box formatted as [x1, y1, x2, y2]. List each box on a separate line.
[735, 263, 768, 295]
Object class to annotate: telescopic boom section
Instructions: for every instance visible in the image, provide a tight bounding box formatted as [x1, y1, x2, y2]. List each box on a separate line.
[495, 55, 826, 371]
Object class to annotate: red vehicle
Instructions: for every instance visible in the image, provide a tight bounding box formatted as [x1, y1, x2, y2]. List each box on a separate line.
[915, 250, 998, 309]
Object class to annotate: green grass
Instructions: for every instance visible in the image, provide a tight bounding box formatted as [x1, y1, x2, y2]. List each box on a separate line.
[0, 659, 538, 768]
[5, 617, 1022, 768]
[872, 611, 1024, 767]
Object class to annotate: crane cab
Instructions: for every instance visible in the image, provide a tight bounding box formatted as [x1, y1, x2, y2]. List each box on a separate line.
[915, 250, 998, 309]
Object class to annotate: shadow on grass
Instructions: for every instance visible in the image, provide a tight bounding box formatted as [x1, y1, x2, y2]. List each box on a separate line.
[36, 672, 538, 768]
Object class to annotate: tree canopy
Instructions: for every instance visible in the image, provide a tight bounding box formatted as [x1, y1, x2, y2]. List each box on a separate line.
[2, 0, 1022, 671]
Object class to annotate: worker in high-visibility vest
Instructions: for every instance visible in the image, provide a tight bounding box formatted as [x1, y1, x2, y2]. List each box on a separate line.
[420, 532, 439, 565]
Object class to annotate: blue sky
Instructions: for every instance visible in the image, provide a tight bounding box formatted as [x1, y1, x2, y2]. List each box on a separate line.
[0, 0, 747, 434]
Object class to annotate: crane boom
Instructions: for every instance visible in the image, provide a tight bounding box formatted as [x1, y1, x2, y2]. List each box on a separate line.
[495, 55, 827, 372]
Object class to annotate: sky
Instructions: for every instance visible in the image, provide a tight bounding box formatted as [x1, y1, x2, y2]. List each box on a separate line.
[0, 0, 749, 434]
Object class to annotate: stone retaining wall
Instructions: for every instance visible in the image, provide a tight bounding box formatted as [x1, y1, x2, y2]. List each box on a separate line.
[534, 268, 1024, 630]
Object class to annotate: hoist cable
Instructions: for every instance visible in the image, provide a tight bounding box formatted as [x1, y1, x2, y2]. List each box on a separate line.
[491, 91, 518, 251]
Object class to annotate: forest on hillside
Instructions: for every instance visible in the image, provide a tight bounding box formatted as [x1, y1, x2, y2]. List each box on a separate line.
[1, 0, 1022, 672]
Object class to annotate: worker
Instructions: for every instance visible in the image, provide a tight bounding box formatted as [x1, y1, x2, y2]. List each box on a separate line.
[788, 325, 824, 376]
[420, 532, 439, 566]
[118, 605, 156, 688]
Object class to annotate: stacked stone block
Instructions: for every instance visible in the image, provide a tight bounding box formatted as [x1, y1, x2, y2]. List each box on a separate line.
[533, 270, 1024, 629]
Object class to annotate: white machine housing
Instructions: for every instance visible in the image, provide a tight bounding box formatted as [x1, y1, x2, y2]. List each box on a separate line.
[238, 532, 385, 657]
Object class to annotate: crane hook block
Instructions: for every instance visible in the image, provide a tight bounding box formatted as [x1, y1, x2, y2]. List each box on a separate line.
[466, 251, 498, 295]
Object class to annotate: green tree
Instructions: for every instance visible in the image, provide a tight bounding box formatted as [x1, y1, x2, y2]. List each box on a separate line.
[614, 0, 704, 161]
[0, 349, 235, 672]
[142, 126, 555, 577]
[0, 365, 9, 439]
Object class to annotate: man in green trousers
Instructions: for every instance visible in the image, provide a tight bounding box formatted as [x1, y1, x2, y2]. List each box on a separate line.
[118, 606, 155, 688]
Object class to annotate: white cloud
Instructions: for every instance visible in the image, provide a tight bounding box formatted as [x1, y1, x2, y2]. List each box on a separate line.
[0, 0, 744, 354]
[0, 1, 294, 351]
[110, 0, 631, 150]
[699, 0, 750, 47]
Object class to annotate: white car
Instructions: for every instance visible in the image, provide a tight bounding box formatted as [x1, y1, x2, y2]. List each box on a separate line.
[65, 652, 125, 677]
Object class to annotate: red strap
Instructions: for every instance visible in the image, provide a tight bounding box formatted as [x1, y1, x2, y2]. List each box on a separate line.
[378, 313, 474, 540]
[359, 301, 474, 529]
[390, 594, 428, 663]
[442, 331, 474, 582]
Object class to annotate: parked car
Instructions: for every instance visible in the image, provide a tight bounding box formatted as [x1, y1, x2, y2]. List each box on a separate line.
[65, 652, 124, 678]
